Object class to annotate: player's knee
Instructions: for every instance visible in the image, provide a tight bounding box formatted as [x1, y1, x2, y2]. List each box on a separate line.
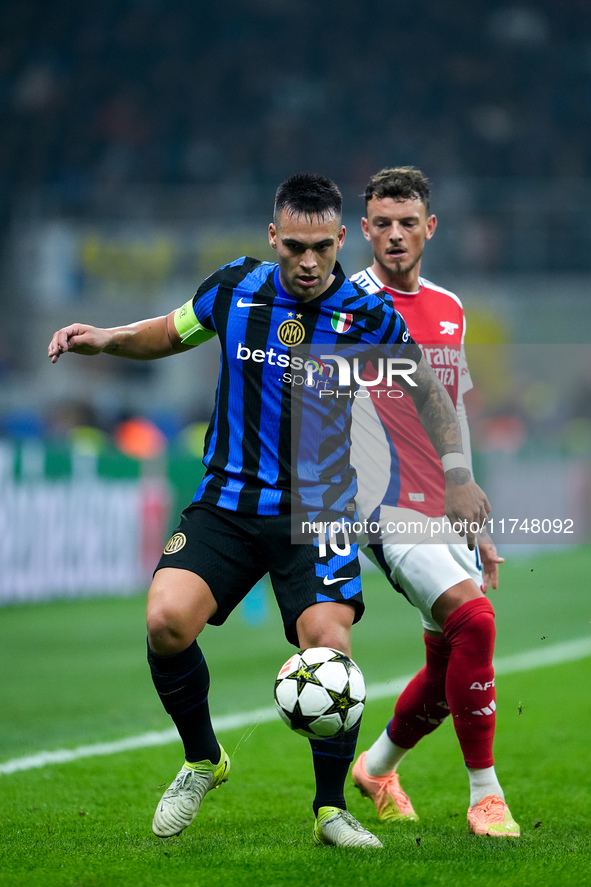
[431, 578, 483, 628]
[147, 600, 196, 654]
[296, 602, 354, 656]
[443, 597, 496, 650]
[146, 570, 215, 653]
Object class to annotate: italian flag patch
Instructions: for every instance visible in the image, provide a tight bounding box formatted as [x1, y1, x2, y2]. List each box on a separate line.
[331, 311, 353, 333]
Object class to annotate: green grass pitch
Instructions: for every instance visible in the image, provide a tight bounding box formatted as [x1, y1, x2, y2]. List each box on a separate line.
[1, 546, 590, 886]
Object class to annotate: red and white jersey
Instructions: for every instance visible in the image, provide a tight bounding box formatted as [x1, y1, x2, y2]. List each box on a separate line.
[350, 267, 472, 520]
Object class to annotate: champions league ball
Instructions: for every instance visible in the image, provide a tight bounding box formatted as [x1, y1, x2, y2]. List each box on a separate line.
[274, 647, 366, 739]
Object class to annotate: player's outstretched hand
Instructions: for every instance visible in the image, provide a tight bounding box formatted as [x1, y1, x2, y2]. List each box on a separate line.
[478, 531, 504, 592]
[48, 324, 110, 363]
[444, 468, 491, 550]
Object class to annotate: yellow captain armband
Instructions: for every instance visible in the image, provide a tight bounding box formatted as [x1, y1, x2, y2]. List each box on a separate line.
[173, 299, 216, 346]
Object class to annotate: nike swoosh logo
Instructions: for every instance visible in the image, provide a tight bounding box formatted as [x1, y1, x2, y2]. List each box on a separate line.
[237, 298, 266, 308]
[323, 576, 353, 585]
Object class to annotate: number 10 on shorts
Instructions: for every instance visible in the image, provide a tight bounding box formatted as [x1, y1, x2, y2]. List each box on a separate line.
[316, 522, 352, 558]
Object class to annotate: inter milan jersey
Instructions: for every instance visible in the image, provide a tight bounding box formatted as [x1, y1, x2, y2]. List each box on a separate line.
[350, 268, 472, 520]
[182, 257, 420, 516]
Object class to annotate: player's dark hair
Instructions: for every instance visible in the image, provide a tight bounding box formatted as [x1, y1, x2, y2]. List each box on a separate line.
[364, 167, 431, 213]
[274, 173, 342, 224]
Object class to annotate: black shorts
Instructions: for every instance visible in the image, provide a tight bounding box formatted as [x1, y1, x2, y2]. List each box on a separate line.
[155, 502, 364, 646]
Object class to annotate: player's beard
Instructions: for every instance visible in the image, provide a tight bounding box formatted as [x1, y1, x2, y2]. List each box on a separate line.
[378, 248, 423, 281]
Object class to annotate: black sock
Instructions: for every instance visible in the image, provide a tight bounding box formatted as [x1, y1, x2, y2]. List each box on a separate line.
[147, 639, 220, 764]
[309, 723, 360, 816]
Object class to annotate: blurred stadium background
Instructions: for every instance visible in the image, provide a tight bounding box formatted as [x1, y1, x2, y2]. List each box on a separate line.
[1, 0, 591, 605]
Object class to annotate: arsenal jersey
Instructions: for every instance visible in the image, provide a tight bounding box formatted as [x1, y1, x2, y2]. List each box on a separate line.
[350, 268, 472, 520]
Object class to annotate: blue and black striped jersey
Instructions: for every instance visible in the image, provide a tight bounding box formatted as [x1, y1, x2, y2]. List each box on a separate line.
[186, 256, 420, 516]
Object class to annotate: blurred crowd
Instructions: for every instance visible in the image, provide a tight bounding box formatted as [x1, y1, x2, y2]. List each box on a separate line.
[1, 0, 590, 227]
[2, 0, 591, 459]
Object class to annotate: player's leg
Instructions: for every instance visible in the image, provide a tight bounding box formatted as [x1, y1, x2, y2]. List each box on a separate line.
[352, 630, 446, 822]
[353, 539, 473, 822]
[147, 567, 221, 763]
[147, 567, 232, 838]
[147, 566, 231, 837]
[434, 547, 520, 837]
[356, 538, 518, 835]
[297, 601, 382, 849]
[267, 522, 381, 848]
[148, 505, 264, 837]
[296, 599, 353, 656]
[297, 602, 358, 812]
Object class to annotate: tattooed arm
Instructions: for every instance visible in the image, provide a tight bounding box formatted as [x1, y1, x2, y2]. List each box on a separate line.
[401, 356, 491, 548]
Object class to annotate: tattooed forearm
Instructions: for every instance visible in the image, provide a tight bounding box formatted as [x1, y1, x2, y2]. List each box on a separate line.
[445, 466, 471, 485]
[403, 358, 465, 459]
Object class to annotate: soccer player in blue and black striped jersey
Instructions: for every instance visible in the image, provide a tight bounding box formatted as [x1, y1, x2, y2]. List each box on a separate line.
[48, 173, 490, 848]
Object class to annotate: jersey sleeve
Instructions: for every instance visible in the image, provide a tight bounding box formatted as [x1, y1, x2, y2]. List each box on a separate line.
[459, 312, 473, 396]
[173, 260, 239, 342]
[186, 255, 263, 335]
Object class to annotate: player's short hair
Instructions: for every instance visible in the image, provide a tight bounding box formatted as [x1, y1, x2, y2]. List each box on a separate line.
[274, 173, 342, 224]
[364, 167, 431, 213]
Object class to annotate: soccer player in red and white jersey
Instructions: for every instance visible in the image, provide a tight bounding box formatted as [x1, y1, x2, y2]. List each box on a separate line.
[349, 167, 520, 837]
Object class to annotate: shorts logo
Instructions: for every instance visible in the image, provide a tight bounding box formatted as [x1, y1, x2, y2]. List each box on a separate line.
[163, 533, 186, 555]
[277, 319, 305, 347]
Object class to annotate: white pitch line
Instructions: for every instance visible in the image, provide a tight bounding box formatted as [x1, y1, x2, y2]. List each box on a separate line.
[2, 636, 590, 777]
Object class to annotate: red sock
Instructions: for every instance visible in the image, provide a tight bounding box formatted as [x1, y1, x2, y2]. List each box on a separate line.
[443, 597, 496, 769]
[387, 634, 451, 748]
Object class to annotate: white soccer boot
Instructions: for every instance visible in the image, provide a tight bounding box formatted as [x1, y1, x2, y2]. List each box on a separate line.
[152, 746, 230, 837]
[313, 805, 383, 848]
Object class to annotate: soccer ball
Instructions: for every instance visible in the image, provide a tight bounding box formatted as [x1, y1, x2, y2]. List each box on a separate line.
[273, 647, 365, 739]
